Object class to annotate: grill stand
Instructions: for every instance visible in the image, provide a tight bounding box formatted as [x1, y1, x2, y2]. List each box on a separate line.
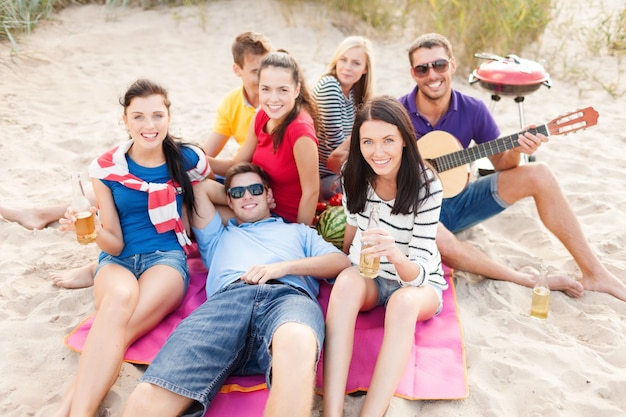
[487, 95, 535, 164]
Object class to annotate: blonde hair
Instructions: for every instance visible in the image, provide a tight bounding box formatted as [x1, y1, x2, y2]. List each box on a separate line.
[323, 36, 375, 108]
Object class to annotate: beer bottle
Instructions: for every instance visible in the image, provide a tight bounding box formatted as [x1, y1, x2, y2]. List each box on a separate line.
[70, 172, 96, 244]
[359, 201, 380, 278]
[530, 264, 550, 319]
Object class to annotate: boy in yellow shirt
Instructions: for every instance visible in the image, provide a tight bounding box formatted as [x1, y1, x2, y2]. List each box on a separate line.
[203, 32, 272, 157]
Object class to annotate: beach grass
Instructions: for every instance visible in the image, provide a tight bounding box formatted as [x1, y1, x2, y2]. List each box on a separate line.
[278, 0, 555, 73]
[0, 0, 54, 47]
[0, 0, 210, 46]
[2, 0, 624, 95]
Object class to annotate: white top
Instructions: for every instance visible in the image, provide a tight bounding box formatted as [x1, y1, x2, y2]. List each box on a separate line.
[345, 169, 447, 290]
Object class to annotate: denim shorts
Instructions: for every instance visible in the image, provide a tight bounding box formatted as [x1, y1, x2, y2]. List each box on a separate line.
[374, 277, 444, 316]
[439, 172, 510, 233]
[140, 280, 325, 417]
[96, 250, 189, 291]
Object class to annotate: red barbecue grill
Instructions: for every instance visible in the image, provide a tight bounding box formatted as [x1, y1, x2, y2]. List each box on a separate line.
[469, 53, 552, 164]
[469, 53, 551, 128]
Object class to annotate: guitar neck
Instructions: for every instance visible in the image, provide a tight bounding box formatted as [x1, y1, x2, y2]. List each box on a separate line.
[430, 125, 548, 173]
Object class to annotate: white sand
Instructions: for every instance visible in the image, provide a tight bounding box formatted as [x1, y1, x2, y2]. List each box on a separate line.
[1, 1, 625, 416]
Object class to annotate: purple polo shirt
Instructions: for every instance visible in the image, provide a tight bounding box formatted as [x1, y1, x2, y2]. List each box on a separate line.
[398, 86, 500, 148]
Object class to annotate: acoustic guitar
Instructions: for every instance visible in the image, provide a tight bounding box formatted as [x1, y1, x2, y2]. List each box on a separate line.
[417, 107, 599, 198]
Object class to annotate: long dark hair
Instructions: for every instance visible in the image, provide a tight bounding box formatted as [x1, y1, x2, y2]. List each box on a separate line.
[342, 95, 433, 215]
[258, 51, 318, 152]
[120, 79, 198, 216]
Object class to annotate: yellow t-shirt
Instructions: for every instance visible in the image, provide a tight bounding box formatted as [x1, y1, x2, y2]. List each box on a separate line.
[213, 86, 257, 146]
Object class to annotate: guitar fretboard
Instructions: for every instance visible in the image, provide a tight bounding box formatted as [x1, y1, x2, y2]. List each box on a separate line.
[429, 125, 549, 173]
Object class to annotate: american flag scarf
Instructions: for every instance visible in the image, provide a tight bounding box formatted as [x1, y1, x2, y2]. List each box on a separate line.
[88, 140, 210, 248]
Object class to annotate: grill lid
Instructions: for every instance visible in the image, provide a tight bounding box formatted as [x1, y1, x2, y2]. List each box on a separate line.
[471, 54, 550, 86]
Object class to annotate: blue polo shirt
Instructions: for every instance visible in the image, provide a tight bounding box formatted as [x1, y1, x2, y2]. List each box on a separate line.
[398, 87, 500, 147]
[193, 213, 341, 299]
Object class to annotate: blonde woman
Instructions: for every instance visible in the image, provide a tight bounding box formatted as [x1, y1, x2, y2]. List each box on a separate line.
[313, 36, 375, 200]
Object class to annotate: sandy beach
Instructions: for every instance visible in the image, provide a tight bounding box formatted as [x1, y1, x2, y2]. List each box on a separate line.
[1, 0, 625, 416]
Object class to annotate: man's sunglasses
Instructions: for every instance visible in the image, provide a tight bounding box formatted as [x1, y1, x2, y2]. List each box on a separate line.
[227, 183, 267, 199]
[413, 58, 451, 77]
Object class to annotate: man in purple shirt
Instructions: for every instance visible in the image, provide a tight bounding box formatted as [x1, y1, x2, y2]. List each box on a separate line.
[397, 33, 626, 301]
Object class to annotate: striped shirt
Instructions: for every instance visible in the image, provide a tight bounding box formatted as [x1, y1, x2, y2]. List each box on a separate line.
[313, 75, 356, 177]
[344, 168, 447, 290]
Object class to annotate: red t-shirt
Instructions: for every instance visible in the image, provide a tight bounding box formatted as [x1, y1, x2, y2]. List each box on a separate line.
[252, 109, 317, 222]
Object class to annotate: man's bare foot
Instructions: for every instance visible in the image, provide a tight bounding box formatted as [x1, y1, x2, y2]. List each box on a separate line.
[546, 274, 584, 298]
[510, 268, 583, 298]
[0, 204, 62, 230]
[50, 263, 95, 289]
[581, 268, 626, 302]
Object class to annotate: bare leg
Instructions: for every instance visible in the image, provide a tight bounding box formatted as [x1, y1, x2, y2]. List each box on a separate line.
[0, 203, 67, 230]
[264, 322, 318, 417]
[50, 261, 97, 289]
[360, 286, 439, 417]
[122, 382, 193, 417]
[54, 263, 184, 417]
[323, 267, 378, 417]
[437, 224, 584, 297]
[1, 187, 95, 230]
[497, 163, 626, 301]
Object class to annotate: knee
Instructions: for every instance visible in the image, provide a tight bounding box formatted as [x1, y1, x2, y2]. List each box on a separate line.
[123, 382, 192, 416]
[98, 284, 137, 318]
[387, 288, 420, 314]
[272, 322, 318, 362]
[333, 267, 363, 295]
[122, 383, 157, 416]
[524, 162, 557, 187]
[329, 268, 366, 310]
[436, 228, 462, 260]
[386, 287, 436, 321]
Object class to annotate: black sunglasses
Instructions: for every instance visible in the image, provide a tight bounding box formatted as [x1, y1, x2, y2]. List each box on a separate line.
[413, 58, 451, 77]
[227, 183, 267, 199]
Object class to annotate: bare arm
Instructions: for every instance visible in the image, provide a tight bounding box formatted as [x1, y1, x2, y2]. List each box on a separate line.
[489, 124, 547, 171]
[326, 138, 350, 175]
[190, 181, 220, 230]
[208, 121, 258, 176]
[342, 223, 356, 254]
[293, 136, 320, 225]
[202, 131, 231, 158]
[91, 178, 125, 256]
[240, 251, 351, 285]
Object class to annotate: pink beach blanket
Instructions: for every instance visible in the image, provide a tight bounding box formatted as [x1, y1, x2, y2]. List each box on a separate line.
[65, 248, 466, 416]
[64, 247, 208, 365]
[315, 267, 468, 400]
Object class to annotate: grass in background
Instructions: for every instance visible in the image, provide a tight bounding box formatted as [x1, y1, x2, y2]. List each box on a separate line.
[279, 0, 624, 97]
[1, 0, 54, 48]
[1, 0, 624, 96]
[278, 0, 554, 73]
[0, 0, 210, 46]
[419, 0, 554, 73]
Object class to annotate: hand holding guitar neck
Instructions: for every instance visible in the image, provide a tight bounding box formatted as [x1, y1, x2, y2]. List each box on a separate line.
[418, 107, 599, 198]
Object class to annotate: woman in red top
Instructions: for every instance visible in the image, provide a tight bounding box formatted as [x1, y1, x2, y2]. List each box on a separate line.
[209, 51, 319, 225]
